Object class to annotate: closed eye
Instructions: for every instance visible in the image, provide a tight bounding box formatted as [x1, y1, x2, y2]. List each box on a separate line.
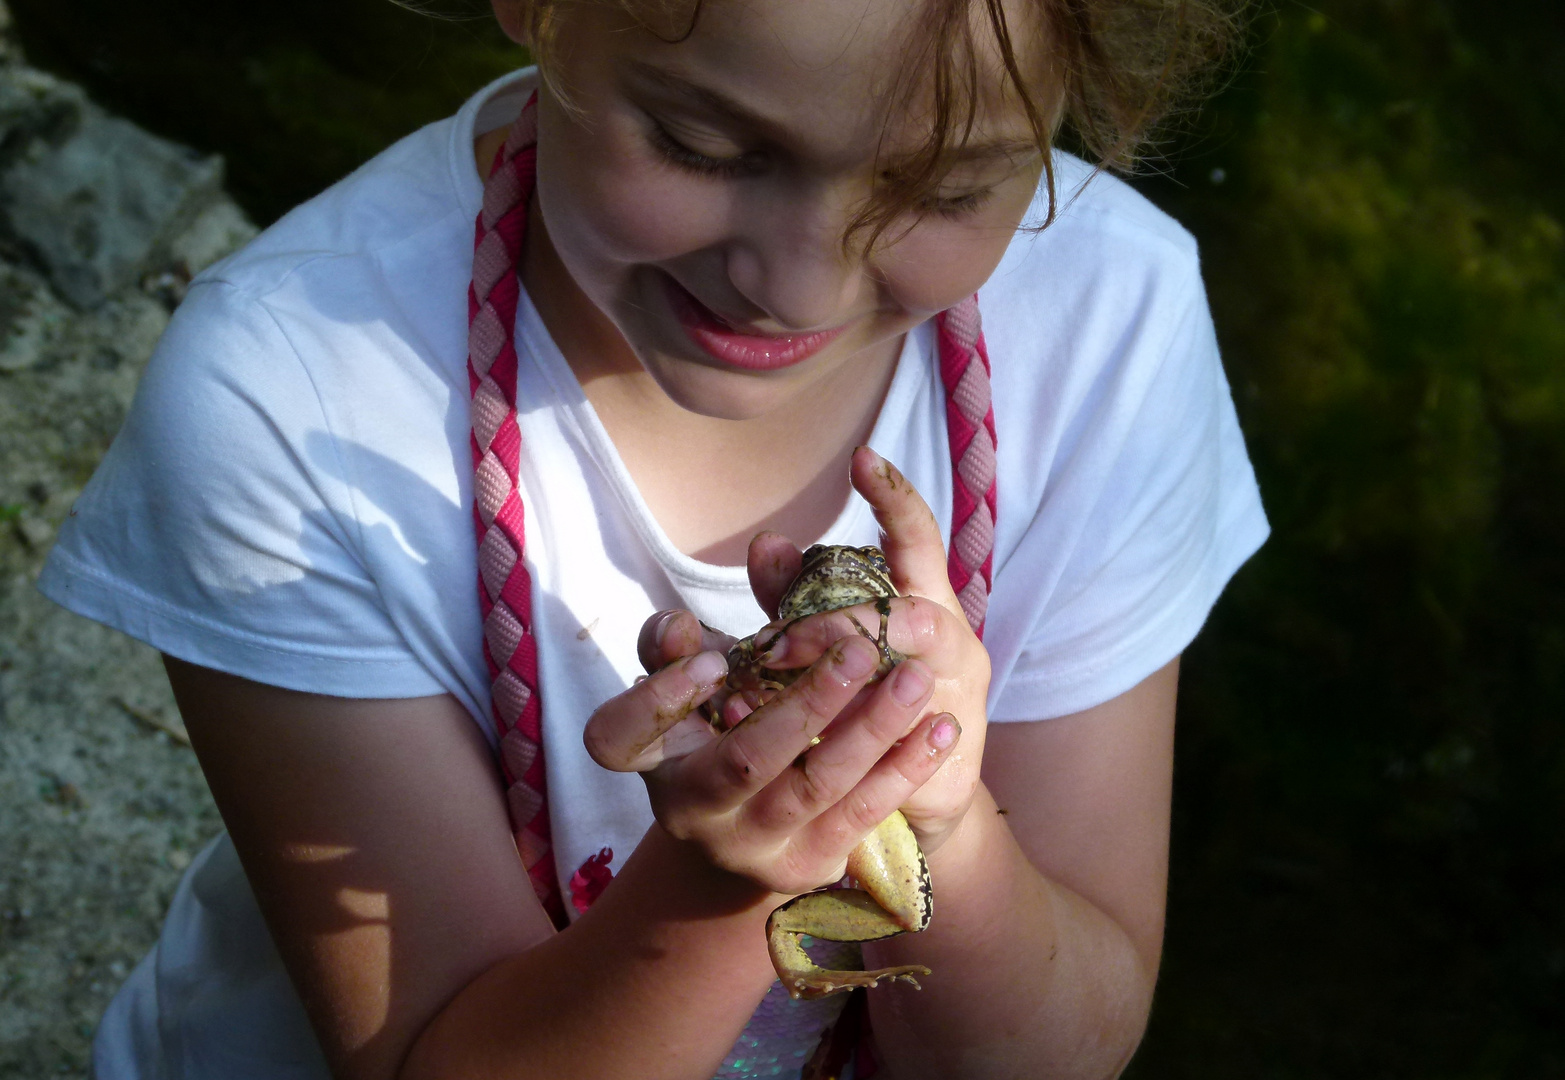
[647, 120, 762, 180]
[924, 188, 997, 219]
[646, 106, 1004, 220]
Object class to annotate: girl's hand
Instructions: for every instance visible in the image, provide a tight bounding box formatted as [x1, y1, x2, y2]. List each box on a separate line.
[745, 447, 991, 855]
[583, 594, 960, 898]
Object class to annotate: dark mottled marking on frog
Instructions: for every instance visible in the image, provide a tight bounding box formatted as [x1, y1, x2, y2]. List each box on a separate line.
[915, 847, 933, 929]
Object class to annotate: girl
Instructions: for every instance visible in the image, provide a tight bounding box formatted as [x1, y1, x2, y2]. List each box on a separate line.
[41, 0, 1264, 1077]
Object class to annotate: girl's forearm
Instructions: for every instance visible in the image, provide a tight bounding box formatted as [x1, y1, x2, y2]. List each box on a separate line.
[864, 785, 1158, 1080]
[399, 825, 785, 1080]
[400, 789, 1156, 1080]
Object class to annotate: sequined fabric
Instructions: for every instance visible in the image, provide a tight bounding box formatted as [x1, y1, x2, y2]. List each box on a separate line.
[714, 940, 862, 1079]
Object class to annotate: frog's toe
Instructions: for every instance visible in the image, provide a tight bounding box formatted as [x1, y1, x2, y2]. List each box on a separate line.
[780, 962, 930, 1001]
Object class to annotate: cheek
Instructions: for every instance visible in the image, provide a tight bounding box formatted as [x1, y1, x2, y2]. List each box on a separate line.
[876, 225, 1017, 316]
[876, 180, 1040, 314]
[535, 113, 730, 285]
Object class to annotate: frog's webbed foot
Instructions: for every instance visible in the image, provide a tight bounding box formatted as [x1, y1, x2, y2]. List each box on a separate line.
[766, 889, 932, 1000]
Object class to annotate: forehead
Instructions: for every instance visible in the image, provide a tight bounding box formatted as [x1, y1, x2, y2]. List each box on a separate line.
[698, 0, 923, 84]
[593, 0, 1046, 162]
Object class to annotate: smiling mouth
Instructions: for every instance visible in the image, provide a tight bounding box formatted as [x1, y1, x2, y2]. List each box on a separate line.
[662, 276, 848, 371]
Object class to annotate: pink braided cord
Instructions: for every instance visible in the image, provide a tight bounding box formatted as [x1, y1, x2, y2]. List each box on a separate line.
[935, 297, 997, 636]
[467, 94, 998, 931]
[467, 96, 566, 926]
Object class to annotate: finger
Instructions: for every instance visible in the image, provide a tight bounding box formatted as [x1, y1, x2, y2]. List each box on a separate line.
[759, 595, 966, 672]
[745, 658, 935, 834]
[637, 610, 734, 674]
[747, 532, 803, 621]
[637, 610, 694, 673]
[850, 446, 961, 610]
[682, 634, 882, 809]
[805, 711, 962, 853]
[583, 650, 728, 772]
[720, 693, 755, 729]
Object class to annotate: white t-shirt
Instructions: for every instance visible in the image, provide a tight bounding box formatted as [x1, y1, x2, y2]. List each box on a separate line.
[41, 70, 1267, 1080]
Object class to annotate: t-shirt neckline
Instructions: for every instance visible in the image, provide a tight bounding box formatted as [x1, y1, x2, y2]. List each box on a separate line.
[514, 283, 932, 590]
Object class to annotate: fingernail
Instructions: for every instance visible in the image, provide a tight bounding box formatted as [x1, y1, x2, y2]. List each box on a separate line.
[833, 637, 877, 680]
[928, 714, 960, 750]
[650, 610, 680, 647]
[758, 631, 788, 664]
[724, 696, 753, 726]
[891, 660, 930, 705]
[860, 445, 893, 478]
[684, 651, 728, 686]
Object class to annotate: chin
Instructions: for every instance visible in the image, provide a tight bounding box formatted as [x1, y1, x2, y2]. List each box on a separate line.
[639, 353, 806, 421]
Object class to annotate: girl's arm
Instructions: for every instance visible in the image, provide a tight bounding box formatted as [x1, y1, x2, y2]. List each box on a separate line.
[167, 657, 778, 1080]
[164, 611, 950, 1080]
[864, 661, 1177, 1080]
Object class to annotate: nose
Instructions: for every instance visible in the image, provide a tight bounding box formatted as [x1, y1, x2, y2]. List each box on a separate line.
[723, 180, 869, 332]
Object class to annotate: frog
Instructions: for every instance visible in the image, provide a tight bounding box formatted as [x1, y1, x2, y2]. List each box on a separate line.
[722, 544, 934, 1001]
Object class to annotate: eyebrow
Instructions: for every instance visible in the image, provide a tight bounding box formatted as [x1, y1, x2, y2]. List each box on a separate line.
[622, 60, 1042, 166]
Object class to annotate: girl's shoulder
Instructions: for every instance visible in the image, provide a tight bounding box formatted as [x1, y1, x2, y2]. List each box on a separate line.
[975, 152, 1265, 726]
[195, 70, 533, 316]
[979, 152, 1213, 419]
[1038, 152, 1200, 262]
[987, 152, 1202, 318]
[146, 74, 545, 454]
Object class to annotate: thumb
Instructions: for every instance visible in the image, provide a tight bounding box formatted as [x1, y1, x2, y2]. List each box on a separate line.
[746, 532, 803, 621]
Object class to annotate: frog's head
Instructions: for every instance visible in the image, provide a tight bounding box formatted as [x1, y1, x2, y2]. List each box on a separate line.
[779, 545, 898, 621]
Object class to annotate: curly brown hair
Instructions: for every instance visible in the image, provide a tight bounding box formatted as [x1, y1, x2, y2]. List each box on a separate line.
[515, 0, 1246, 244]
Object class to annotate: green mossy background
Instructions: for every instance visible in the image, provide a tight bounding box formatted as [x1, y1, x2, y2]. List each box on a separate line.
[8, 0, 1563, 1072]
[1127, 2, 1565, 1072]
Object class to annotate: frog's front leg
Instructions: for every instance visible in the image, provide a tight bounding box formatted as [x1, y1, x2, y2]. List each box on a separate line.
[846, 598, 902, 681]
[766, 811, 933, 1000]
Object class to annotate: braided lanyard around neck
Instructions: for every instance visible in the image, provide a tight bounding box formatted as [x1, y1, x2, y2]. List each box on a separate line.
[468, 91, 997, 923]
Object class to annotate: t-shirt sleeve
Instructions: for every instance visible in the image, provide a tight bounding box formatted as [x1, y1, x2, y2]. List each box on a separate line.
[38, 279, 447, 698]
[987, 270, 1268, 723]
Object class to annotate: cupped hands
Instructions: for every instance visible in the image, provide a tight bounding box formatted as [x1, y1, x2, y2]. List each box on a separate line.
[582, 447, 990, 896]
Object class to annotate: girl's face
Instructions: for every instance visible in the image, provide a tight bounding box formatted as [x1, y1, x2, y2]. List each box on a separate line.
[518, 0, 1048, 421]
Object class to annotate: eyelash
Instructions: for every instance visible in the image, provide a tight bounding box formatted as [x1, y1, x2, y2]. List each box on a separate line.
[927, 189, 996, 219]
[648, 121, 757, 179]
[648, 120, 998, 218]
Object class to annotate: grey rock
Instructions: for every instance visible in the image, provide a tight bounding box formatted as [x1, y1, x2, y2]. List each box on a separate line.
[13, 510, 50, 548]
[0, 66, 86, 164]
[0, 258, 65, 371]
[2, 108, 223, 308]
[168, 197, 257, 278]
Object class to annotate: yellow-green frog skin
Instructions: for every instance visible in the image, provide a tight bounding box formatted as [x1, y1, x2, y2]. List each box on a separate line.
[725, 545, 934, 1001]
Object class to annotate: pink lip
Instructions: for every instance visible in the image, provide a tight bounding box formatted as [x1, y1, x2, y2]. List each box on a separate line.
[663, 276, 848, 371]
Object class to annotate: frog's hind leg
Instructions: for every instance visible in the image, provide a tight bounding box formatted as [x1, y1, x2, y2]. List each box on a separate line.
[766, 890, 931, 1000]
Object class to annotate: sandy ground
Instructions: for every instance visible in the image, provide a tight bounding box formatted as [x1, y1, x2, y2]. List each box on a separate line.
[0, 276, 231, 1078]
[0, 14, 257, 1060]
